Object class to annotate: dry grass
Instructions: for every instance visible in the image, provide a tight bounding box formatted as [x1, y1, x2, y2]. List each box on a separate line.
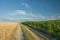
[21, 24, 42, 40]
[0, 22, 22, 40]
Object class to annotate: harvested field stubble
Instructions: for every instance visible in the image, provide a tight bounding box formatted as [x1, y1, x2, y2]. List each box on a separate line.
[0, 22, 23, 40]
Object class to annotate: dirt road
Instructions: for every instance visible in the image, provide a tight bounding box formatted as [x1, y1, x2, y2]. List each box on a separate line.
[21, 24, 47, 40]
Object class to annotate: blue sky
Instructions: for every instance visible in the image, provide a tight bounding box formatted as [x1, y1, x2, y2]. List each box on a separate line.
[0, 0, 60, 21]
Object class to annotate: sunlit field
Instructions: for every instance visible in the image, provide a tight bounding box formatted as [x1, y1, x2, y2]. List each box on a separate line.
[0, 22, 23, 40]
[0, 0, 60, 40]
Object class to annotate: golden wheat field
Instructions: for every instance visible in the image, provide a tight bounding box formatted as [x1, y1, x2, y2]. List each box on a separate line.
[0, 22, 23, 40]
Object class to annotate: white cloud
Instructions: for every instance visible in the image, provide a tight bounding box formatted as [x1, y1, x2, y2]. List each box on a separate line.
[25, 3, 29, 8]
[7, 17, 34, 22]
[10, 10, 35, 17]
[38, 16, 45, 19]
[50, 16, 56, 20]
[9, 10, 51, 21]
[21, 3, 30, 8]
[59, 16, 60, 18]
[16, 10, 26, 14]
[32, 14, 46, 20]
[45, 16, 57, 20]
[10, 10, 27, 15]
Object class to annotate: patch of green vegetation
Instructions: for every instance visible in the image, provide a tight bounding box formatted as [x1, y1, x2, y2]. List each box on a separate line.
[21, 20, 60, 40]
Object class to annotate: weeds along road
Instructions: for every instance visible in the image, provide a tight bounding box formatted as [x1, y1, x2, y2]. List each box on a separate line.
[20, 24, 47, 40]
